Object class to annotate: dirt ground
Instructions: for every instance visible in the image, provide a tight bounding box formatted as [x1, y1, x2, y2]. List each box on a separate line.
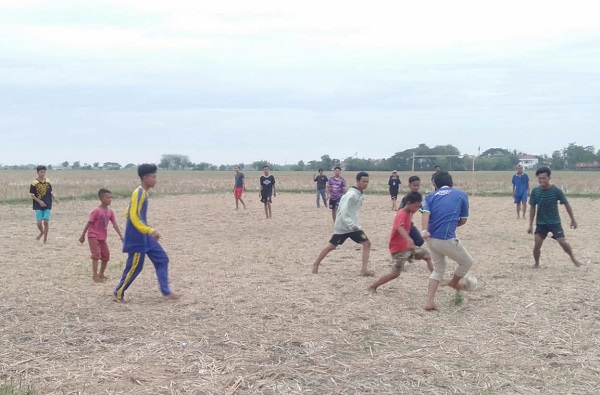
[1, 192, 599, 394]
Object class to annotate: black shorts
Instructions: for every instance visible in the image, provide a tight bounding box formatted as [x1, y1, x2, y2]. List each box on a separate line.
[390, 189, 399, 200]
[260, 194, 272, 204]
[329, 198, 340, 210]
[535, 223, 565, 240]
[329, 230, 369, 246]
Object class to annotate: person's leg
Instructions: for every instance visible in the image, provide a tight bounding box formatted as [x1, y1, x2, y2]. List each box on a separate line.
[92, 260, 101, 282]
[312, 243, 337, 274]
[409, 223, 424, 247]
[521, 195, 527, 218]
[147, 239, 179, 299]
[114, 252, 146, 302]
[235, 195, 239, 209]
[369, 271, 400, 293]
[533, 234, 545, 268]
[556, 237, 582, 267]
[434, 238, 473, 290]
[263, 202, 269, 218]
[425, 239, 447, 310]
[321, 189, 327, 207]
[98, 240, 110, 280]
[515, 203, 520, 218]
[267, 202, 272, 218]
[316, 190, 320, 208]
[360, 240, 373, 276]
[239, 196, 246, 209]
[35, 221, 43, 240]
[369, 253, 406, 292]
[42, 219, 49, 243]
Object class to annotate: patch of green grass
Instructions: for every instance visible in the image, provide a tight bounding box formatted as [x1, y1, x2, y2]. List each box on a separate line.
[0, 380, 37, 395]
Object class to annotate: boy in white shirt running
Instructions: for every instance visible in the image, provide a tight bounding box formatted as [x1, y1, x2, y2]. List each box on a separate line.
[311, 172, 374, 277]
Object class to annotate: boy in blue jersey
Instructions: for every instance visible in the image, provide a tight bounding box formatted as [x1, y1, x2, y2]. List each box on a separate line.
[113, 164, 180, 303]
[527, 167, 581, 268]
[421, 171, 473, 311]
[512, 164, 530, 219]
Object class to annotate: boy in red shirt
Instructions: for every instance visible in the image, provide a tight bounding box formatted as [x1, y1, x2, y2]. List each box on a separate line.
[79, 189, 124, 282]
[368, 192, 433, 293]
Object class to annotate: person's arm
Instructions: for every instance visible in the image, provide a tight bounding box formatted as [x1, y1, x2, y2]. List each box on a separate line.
[79, 222, 91, 243]
[457, 218, 468, 227]
[110, 213, 124, 241]
[272, 177, 276, 197]
[564, 203, 578, 229]
[337, 195, 358, 230]
[242, 175, 246, 191]
[527, 205, 536, 233]
[512, 180, 515, 196]
[129, 189, 155, 235]
[259, 178, 263, 197]
[421, 211, 431, 240]
[397, 226, 415, 250]
[526, 176, 530, 196]
[326, 181, 330, 199]
[29, 184, 47, 208]
[51, 190, 59, 204]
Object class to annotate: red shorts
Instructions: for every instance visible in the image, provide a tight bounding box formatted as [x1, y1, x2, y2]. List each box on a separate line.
[88, 237, 110, 262]
[234, 187, 243, 198]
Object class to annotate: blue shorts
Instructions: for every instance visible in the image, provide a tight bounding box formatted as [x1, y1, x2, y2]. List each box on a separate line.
[35, 209, 51, 221]
[514, 192, 527, 204]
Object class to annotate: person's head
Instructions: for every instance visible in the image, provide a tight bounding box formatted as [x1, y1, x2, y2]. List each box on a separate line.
[433, 171, 453, 189]
[535, 166, 551, 188]
[402, 191, 423, 213]
[334, 166, 342, 176]
[408, 176, 421, 192]
[434, 165, 441, 172]
[392, 170, 398, 177]
[262, 165, 270, 175]
[98, 188, 112, 206]
[516, 164, 523, 173]
[36, 165, 47, 178]
[318, 168, 323, 174]
[355, 171, 369, 191]
[233, 165, 240, 173]
[138, 163, 158, 188]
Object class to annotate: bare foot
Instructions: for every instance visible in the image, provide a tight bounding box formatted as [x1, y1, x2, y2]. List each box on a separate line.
[532, 263, 540, 269]
[368, 286, 377, 294]
[93, 276, 102, 283]
[100, 275, 109, 280]
[36, 233, 43, 241]
[163, 293, 181, 301]
[113, 296, 127, 304]
[360, 269, 375, 277]
[312, 264, 319, 274]
[572, 259, 582, 267]
[424, 303, 438, 311]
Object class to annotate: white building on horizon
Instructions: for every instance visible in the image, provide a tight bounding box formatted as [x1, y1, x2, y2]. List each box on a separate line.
[519, 155, 539, 169]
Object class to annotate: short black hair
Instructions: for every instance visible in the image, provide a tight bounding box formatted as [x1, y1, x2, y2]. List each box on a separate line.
[318, 168, 323, 172]
[138, 163, 157, 180]
[98, 188, 111, 199]
[356, 171, 369, 181]
[262, 165, 270, 170]
[535, 166, 551, 177]
[408, 175, 420, 183]
[36, 165, 47, 172]
[334, 166, 342, 171]
[434, 165, 441, 170]
[404, 191, 422, 204]
[433, 171, 453, 188]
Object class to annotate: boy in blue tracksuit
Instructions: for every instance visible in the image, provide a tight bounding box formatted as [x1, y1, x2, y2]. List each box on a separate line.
[114, 164, 180, 303]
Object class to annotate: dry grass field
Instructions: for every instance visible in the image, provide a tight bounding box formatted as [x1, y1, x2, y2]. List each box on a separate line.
[1, 171, 600, 394]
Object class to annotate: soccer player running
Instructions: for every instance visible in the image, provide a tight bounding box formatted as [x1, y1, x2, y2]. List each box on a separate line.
[527, 167, 581, 268]
[388, 170, 401, 211]
[512, 164, 530, 219]
[312, 172, 374, 277]
[421, 171, 472, 311]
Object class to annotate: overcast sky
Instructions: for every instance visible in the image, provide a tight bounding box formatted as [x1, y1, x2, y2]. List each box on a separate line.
[1, 0, 599, 166]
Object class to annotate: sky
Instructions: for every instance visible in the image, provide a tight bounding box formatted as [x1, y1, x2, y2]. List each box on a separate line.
[1, 0, 599, 166]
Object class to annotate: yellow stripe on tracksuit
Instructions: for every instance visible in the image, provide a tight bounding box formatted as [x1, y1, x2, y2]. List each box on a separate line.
[129, 188, 154, 234]
[115, 252, 141, 300]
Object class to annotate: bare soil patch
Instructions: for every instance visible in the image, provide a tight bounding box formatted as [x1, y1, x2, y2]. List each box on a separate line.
[1, 193, 599, 394]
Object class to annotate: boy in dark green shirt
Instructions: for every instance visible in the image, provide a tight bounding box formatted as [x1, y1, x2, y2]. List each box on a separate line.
[527, 167, 581, 268]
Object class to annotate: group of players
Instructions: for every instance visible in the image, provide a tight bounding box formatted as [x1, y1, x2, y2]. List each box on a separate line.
[28, 162, 581, 308]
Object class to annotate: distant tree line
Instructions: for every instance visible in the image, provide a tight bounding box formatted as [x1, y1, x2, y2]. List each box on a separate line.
[2, 143, 598, 171]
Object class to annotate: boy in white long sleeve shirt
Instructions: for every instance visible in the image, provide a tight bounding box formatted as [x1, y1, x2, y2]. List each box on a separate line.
[312, 172, 374, 276]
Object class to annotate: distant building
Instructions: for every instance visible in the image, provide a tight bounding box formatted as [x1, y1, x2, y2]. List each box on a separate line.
[576, 161, 600, 171]
[519, 155, 539, 169]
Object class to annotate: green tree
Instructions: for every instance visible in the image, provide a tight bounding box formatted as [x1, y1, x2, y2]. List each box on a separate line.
[103, 162, 121, 170]
[61, 161, 69, 168]
[93, 162, 100, 168]
[159, 154, 192, 170]
[72, 161, 81, 169]
[290, 160, 305, 171]
[563, 143, 596, 169]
